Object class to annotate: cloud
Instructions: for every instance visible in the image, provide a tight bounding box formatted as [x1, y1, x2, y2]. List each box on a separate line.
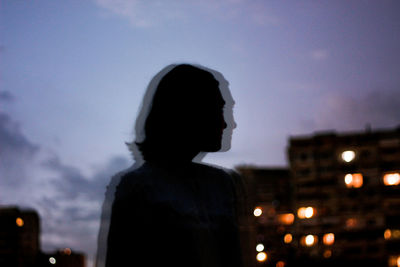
[0, 112, 39, 187]
[0, 90, 14, 102]
[43, 154, 129, 201]
[93, 0, 280, 27]
[310, 49, 329, 61]
[38, 154, 130, 259]
[0, 92, 131, 264]
[312, 89, 400, 131]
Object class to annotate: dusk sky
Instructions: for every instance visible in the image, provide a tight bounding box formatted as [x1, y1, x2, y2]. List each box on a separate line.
[1, 1, 400, 266]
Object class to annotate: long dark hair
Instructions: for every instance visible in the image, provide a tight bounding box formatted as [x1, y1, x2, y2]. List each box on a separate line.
[133, 64, 224, 161]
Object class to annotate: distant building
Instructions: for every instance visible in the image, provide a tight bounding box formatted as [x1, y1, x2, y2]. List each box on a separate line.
[236, 167, 294, 267]
[0, 206, 86, 267]
[0, 206, 40, 267]
[41, 249, 86, 267]
[288, 127, 400, 266]
[237, 126, 400, 267]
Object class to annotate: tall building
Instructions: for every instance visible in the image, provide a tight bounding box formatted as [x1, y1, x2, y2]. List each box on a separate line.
[288, 128, 400, 266]
[0, 206, 40, 267]
[236, 167, 294, 267]
[237, 126, 400, 267]
[0, 206, 86, 267]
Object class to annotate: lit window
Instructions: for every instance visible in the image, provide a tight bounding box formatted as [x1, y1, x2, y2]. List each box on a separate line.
[301, 235, 317, 247]
[346, 218, 358, 229]
[276, 261, 286, 267]
[16, 217, 24, 227]
[277, 213, 294, 225]
[297, 207, 315, 219]
[305, 235, 315, 246]
[388, 255, 400, 267]
[256, 244, 264, 252]
[256, 252, 267, 262]
[323, 233, 335, 245]
[387, 229, 400, 240]
[323, 250, 332, 258]
[49, 257, 56, 265]
[283, 233, 293, 244]
[344, 173, 363, 188]
[384, 229, 392, 240]
[383, 173, 400, 186]
[341, 150, 355, 162]
[253, 207, 263, 217]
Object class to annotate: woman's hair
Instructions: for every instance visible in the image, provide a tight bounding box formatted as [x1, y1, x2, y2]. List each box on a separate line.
[134, 64, 224, 161]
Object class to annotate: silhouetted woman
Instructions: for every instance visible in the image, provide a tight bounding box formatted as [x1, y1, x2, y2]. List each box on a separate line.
[105, 64, 244, 267]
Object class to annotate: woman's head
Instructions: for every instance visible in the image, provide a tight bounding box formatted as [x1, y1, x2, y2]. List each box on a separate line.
[133, 64, 233, 162]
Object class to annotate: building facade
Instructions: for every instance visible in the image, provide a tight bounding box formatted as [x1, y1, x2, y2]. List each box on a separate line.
[288, 128, 400, 266]
[238, 127, 400, 267]
[236, 167, 294, 267]
[0, 206, 86, 267]
[0, 206, 40, 267]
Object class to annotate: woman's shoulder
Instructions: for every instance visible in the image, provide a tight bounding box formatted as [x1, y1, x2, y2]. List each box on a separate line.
[114, 163, 161, 198]
[192, 162, 242, 185]
[193, 161, 238, 176]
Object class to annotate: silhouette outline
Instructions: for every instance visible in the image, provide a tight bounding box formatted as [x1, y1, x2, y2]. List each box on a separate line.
[96, 64, 245, 267]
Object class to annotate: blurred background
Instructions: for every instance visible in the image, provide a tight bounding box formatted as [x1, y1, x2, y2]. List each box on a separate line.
[1, 1, 400, 266]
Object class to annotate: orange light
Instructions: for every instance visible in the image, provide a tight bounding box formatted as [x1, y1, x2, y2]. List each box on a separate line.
[16, 217, 24, 227]
[301, 235, 317, 247]
[256, 252, 267, 262]
[276, 261, 285, 267]
[283, 233, 293, 244]
[341, 150, 355, 162]
[305, 235, 315, 246]
[344, 173, 363, 188]
[63, 248, 72, 255]
[393, 230, 400, 239]
[277, 213, 294, 225]
[383, 173, 400, 186]
[385, 229, 392, 240]
[297, 207, 314, 219]
[254, 207, 263, 217]
[388, 256, 400, 267]
[323, 250, 332, 258]
[323, 233, 335, 245]
[346, 218, 358, 229]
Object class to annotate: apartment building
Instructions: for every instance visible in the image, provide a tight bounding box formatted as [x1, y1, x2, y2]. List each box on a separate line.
[238, 127, 400, 267]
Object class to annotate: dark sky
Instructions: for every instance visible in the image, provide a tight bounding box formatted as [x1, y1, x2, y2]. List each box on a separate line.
[1, 1, 400, 266]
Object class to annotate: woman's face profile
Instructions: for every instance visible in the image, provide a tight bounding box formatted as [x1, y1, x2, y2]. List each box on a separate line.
[133, 64, 234, 162]
[197, 85, 227, 153]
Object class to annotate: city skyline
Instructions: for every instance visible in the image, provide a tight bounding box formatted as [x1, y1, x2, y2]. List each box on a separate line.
[1, 1, 400, 266]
